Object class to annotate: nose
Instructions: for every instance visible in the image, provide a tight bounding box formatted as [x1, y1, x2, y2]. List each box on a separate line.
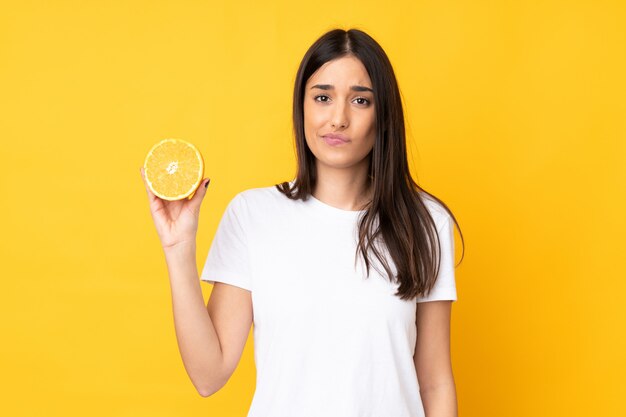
[330, 101, 349, 129]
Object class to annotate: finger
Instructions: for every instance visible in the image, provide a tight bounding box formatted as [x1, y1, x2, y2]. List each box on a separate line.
[187, 177, 211, 213]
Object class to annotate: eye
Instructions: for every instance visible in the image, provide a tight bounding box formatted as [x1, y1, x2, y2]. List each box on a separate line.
[314, 94, 330, 103]
[313, 94, 371, 106]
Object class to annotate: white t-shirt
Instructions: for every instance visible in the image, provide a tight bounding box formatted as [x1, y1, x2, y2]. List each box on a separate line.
[200, 181, 457, 417]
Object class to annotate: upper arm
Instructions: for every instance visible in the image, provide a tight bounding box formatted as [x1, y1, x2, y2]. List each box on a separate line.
[206, 282, 253, 383]
[413, 300, 454, 392]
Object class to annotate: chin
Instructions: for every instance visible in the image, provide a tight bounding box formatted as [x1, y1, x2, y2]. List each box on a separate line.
[318, 154, 359, 169]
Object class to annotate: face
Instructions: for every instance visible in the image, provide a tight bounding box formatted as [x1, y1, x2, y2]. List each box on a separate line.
[303, 55, 376, 170]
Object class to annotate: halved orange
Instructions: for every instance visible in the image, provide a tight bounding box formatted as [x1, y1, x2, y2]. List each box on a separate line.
[143, 138, 204, 201]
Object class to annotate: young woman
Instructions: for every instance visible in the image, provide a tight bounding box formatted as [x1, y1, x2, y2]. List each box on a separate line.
[141, 28, 464, 417]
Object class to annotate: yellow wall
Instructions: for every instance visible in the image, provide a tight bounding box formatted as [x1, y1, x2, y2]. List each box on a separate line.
[1, 1, 624, 416]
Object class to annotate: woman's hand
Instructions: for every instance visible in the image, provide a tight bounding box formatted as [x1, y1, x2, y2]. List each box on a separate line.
[140, 167, 211, 250]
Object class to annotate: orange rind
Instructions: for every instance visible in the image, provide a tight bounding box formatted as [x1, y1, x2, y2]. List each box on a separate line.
[143, 138, 204, 201]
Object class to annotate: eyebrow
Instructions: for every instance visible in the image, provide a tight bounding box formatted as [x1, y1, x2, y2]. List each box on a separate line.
[310, 84, 374, 93]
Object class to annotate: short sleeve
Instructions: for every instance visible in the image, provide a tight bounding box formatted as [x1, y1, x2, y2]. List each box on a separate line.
[416, 213, 458, 303]
[200, 193, 252, 291]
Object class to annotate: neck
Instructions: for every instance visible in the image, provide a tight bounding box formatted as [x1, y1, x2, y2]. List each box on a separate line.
[311, 158, 372, 211]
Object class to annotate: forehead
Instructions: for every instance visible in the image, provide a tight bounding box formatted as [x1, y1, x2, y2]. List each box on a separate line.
[306, 55, 372, 87]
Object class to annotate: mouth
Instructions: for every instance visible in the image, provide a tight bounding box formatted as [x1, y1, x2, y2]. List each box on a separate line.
[322, 133, 350, 146]
[323, 133, 349, 142]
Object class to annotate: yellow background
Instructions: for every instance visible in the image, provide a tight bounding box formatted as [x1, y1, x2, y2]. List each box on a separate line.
[1, 1, 624, 416]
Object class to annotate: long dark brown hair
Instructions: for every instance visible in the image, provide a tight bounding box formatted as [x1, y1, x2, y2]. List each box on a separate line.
[275, 28, 465, 301]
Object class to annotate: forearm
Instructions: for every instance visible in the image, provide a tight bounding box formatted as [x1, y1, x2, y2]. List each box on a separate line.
[164, 241, 225, 396]
[420, 381, 458, 417]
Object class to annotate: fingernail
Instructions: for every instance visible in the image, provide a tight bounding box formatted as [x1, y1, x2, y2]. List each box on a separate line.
[204, 179, 210, 188]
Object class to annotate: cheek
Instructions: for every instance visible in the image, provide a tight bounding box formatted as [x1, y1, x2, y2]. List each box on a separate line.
[303, 103, 318, 143]
[304, 101, 326, 124]
[303, 101, 312, 127]
[368, 113, 376, 131]
[304, 107, 325, 140]
[360, 112, 377, 138]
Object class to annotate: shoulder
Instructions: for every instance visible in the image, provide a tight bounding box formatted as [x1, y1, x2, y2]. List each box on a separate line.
[419, 192, 453, 232]
[236, 183, 283, 204]
[230, 183, 290, 215]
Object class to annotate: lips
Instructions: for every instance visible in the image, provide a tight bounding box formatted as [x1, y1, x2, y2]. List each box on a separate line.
[322, 133, 349, 142]
[322, 135, 350, 146]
